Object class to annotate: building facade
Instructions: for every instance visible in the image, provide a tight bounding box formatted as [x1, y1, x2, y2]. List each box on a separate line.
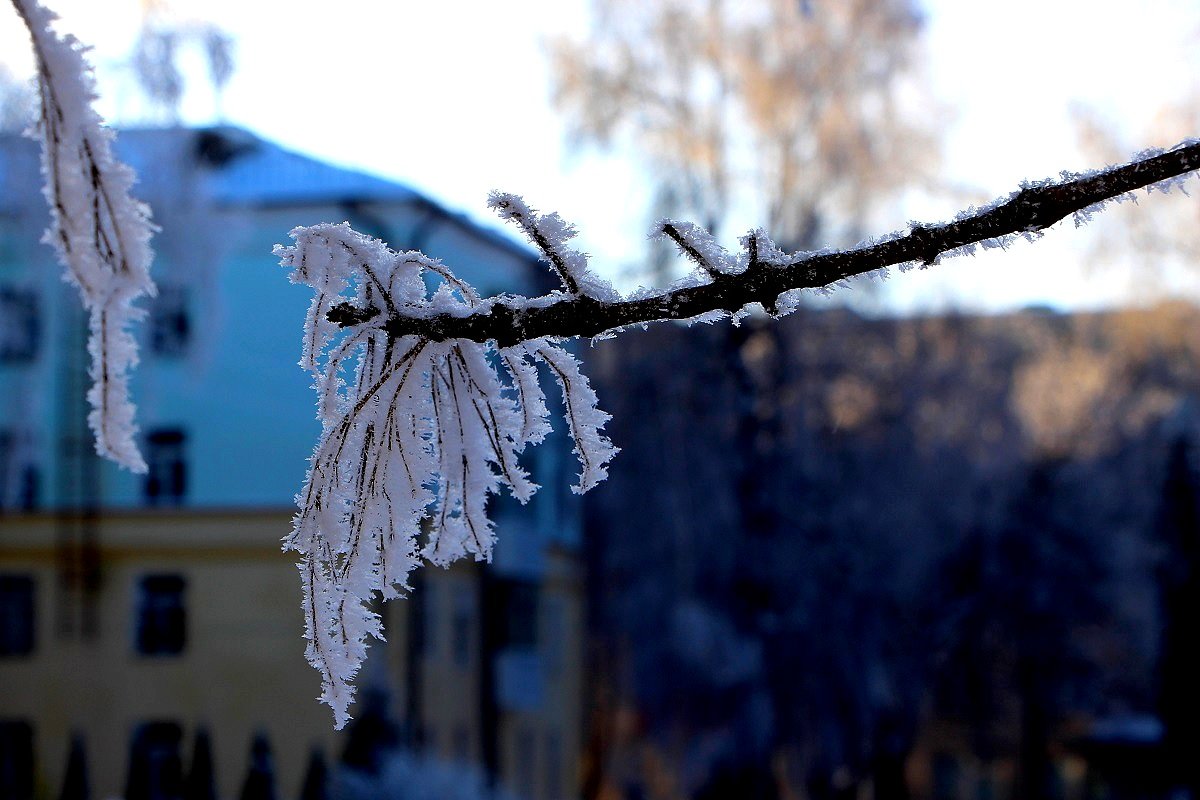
[0, 127, 583, 799]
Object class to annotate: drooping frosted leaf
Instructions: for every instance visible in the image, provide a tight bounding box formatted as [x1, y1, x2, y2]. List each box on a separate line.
[527, 340, 619, 494]
[14, 0, 156, 472]
[499, 347, 552, 447]
[277, 220, 616, 728]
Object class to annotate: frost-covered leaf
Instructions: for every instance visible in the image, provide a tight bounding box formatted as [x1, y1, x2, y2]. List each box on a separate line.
[14, 0, 155, 472]
[525, 342, 619, 493]
[276, 221, 616, 727]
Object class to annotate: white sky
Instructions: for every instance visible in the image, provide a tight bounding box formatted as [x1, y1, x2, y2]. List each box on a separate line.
[3, 0, 1198, 314]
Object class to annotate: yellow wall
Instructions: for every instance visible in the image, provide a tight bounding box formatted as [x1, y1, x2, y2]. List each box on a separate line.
[0, 509, 345, 798]
[0, 509, 585, 799]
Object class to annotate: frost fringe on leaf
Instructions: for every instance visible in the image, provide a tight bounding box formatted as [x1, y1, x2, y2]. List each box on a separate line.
[275, 210, 616, 728]
[12, 0, 156, 472]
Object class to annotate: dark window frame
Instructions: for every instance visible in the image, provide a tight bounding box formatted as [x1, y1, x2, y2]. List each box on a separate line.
[0, 287, 39, 363]
[135, 574, 186, 656]
[451, 584, 473, 668]
[0, 720, 34, 800]
[0, 430, 38, 512]
[144, 429, 187, 506]
[125, 721, 184, 800]
[148, 285, 190, 358]
[498, 578, 538, 649]
[420, 580, 438, 660]
[0, 575, 35, 657]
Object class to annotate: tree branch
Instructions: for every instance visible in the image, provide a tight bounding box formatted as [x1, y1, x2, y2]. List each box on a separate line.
[338, 140, 1200, 348]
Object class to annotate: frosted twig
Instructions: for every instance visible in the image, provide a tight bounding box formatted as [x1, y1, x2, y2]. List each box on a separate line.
[282, 138, 1200, 727]
[368, 140, 1200, 347]
[656, 220, 736, 278]
[488, 192, 583, 295]
[276, 224, 616, 727]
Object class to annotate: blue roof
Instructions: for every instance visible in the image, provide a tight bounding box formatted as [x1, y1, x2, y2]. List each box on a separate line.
[116, 126, 424, 207]
[0, 125, 540, 267]
[0, 125, 419, 211]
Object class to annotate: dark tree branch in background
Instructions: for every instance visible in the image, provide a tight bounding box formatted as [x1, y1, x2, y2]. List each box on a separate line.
[329, 141, 1200, 349]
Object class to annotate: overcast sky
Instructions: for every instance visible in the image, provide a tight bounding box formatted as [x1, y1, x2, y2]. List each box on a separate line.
[3, 0, 1198, 313]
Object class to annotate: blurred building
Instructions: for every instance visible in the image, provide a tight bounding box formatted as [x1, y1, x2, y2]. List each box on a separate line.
[0, 127, 583, 800]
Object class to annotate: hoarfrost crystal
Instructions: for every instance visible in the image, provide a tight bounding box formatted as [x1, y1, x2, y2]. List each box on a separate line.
[277, 212, 616, 727]
[13, 0, 156, 472]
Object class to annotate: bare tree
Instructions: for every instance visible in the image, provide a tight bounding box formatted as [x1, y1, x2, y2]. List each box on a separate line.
[551, 0, 936, 254]
[1076, 101, 1200, 297]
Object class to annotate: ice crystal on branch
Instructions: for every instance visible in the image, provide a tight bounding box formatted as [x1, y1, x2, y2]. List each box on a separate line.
[487, 191, 619, 302]
[276, 216, 616, 727]
[654, 219, 740, 277]
[13, 0, 156, 472]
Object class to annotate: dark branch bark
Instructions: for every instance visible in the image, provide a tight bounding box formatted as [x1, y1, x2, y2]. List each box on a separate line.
[337, 140, 1200, 348]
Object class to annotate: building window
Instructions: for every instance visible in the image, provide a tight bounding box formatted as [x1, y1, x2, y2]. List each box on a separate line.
[0, 288, 38, 362]
[0, 720, 34, 800]
[125, 722, 183, 800]
[499, 579, 538, 649]
[452, 584, 473, 668]
[542, 597, 564, 680]
[0, 575, 34, 657]
[421, 580, 438, 661]
[136, 575, 185, 656]
[144, 429, 186, 505]
[149, 285, 190, 357]
[0, 430, 38, 512]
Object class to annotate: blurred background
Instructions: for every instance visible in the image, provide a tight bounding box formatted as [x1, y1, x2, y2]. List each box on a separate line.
[1, 0, 1199, 798]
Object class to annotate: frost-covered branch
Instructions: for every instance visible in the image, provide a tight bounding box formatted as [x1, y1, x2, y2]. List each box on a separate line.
[343, 140, 1200, 348]
[276, 224, 616, 727]
[13, 0, 155, 472]
[287, 138, 1200, 726]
